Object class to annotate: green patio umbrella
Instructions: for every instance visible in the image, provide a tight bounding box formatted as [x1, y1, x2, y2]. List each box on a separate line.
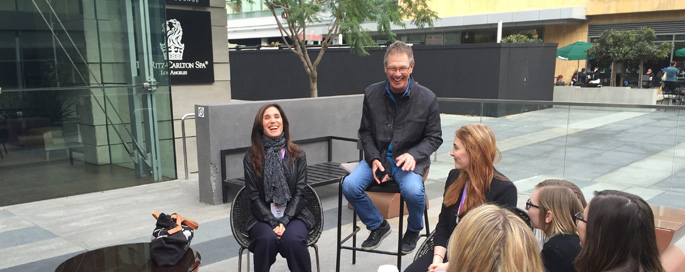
[676, 48, 685, 57]
[557, 41, 593, 76]
[557, 41, 593, 60]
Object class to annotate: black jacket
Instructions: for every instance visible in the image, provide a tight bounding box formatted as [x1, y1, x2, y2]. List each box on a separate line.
[358, 79, 443, 176]
[542, 234, 581, 272]
[243, 150, 315, 231]
[434, 169, 517, 248]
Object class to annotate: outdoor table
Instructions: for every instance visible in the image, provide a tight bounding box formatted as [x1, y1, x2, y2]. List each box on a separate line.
[55, 242, 201, 272]
[653, 206, 685, 254]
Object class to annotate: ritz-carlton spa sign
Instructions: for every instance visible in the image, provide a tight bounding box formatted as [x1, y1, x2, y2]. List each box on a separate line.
[163, 9, 214, 84]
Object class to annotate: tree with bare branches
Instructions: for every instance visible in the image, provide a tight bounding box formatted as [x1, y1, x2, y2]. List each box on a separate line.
[232, 0, 437, 97]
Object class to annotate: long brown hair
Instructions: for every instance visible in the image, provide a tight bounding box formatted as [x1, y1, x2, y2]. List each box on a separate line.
[247, 104, 300, 178]
[446, 204, 544, 272]
[537, 179, 587, 208]
[574, 190, 663, 272]
[535, 185, 583, 238]
[443, 124, 509, 218]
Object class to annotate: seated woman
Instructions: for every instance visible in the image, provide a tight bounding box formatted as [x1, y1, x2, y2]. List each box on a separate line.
[405, 123, 517, 272]
[575, 190, 663, 272]
[446, 204, 544, 272]
[243, 104, 314, 272]
[527, 184, 584, 272]
[556, 75, 566, 86]
[536, 179, 587, 207]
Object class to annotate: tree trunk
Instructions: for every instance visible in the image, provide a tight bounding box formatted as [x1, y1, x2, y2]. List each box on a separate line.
[617, 63, 624, 86]
[638, 61, 644, 88]
[309, 73, 318, 98]
[611, 62, 617, 86]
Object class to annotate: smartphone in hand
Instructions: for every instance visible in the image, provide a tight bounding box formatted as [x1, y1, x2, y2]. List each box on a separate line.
[375, 168, 386, 181]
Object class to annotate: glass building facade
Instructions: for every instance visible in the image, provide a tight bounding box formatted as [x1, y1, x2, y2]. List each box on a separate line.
[0, 0, 176, 206]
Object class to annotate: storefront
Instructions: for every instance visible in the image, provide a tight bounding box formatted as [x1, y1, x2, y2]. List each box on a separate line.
[0, 0, 176, 206]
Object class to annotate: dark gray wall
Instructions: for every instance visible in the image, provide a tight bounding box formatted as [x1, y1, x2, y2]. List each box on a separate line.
[230, 43, 557, 117]
[195, 95, 363, 204]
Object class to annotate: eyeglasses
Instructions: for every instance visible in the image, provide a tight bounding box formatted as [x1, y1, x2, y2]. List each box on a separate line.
[525, 198, 539, 210]
[386, 66, 410, 73]
[574, 211, 587, 224]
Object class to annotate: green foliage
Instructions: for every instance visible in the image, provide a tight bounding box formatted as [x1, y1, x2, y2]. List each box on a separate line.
[229, 0, 437, 97]
[587, 27, 673, 66]
[500, 34, 542, 44]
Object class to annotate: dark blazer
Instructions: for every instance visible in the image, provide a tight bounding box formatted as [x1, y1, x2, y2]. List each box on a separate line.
[358, 78, 443, 176]
[243, 150, 315, 231]
[433, 168, 517, 248]
[542, 234, 581, 272]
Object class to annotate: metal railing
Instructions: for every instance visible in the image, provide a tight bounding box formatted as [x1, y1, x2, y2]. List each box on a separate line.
[181, 113, 195, 180]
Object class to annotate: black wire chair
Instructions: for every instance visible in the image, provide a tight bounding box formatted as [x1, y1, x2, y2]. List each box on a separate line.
[230, 184, 323, 272]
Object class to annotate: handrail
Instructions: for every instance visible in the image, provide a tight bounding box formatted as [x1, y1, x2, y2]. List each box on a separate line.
[181, 113, 195, 179]
[436, 97, 685, 110]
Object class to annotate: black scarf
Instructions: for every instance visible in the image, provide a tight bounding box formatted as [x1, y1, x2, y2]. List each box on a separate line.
[262, 133, 291, 207]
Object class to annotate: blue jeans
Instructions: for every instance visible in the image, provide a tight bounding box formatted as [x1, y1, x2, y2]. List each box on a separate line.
[342, 161, 425, 232]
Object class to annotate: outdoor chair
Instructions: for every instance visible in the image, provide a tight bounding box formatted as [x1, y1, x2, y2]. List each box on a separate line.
[230, 184, 323, 272]
[336, 162, 431, 271]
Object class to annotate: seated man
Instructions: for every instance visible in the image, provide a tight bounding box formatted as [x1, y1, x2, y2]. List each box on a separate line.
[342, 41, 442, 254]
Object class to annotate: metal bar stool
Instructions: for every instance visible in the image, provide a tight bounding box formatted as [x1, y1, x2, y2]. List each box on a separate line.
[336, 162, 430, 271]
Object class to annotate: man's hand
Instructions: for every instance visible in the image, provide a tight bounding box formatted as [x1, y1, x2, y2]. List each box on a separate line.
[395, 153, 416, 172]
[273, 223, 285, 239]
[372, 159, 388, 184]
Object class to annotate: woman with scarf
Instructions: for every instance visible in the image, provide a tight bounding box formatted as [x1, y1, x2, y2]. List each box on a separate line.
[243, 104, 314, 272]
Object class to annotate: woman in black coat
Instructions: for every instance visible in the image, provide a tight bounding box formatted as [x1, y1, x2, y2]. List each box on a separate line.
[405, 123, 517, 272]
[243, 104, 314, 272]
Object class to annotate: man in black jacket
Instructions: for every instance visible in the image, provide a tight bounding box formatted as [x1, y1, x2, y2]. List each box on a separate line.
[342, 41, 443, 254]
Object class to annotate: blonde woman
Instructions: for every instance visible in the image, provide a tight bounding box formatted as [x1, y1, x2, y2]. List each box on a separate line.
[527, 185, 583, 272]
[405, 124, 517, 272]
[446, 204, 544, 272]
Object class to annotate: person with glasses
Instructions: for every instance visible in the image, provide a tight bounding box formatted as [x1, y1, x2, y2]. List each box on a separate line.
[342, 40, 443, 254]
[574, 190, 664, 272]
[405, 123, 517, 272]
[526, 183, 583, 272]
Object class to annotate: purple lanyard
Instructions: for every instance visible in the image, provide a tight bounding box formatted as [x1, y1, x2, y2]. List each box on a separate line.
[456, 181, 468, 224]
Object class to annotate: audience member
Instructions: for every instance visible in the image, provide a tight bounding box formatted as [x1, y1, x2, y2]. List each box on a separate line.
[574, 190, 664, 272]
[244, 104, 314, 272]
[536, 179, 587, 207]
[446, 204, 544, 272]
[405, 123, 517, 272]
[527, 184, 583, 272]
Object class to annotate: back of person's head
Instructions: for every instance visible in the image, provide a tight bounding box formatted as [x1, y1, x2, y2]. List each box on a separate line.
[672, 61, 677, 66]
[557, 75, 564, 81]
[535, 185, 583, 238]
[537, 179, 587, 207]
[574, 190, 663, 272]
[581, 68, 586, 72]
[384, 41, 414, 65]
[444, 124, 505, 210]
[447, 204, 544, 272]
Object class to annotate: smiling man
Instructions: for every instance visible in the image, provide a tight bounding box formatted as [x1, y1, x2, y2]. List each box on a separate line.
[342, 41, 442, 253]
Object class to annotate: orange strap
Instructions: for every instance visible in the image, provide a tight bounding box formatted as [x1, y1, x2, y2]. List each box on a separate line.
[152, 211, 199, 234]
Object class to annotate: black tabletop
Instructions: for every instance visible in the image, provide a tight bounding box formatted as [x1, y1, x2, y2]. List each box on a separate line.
[55, 243, 201, 272]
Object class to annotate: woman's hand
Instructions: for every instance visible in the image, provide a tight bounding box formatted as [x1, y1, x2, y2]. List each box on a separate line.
[428, 262, 448, 272]
[273, 223, 285, 238]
